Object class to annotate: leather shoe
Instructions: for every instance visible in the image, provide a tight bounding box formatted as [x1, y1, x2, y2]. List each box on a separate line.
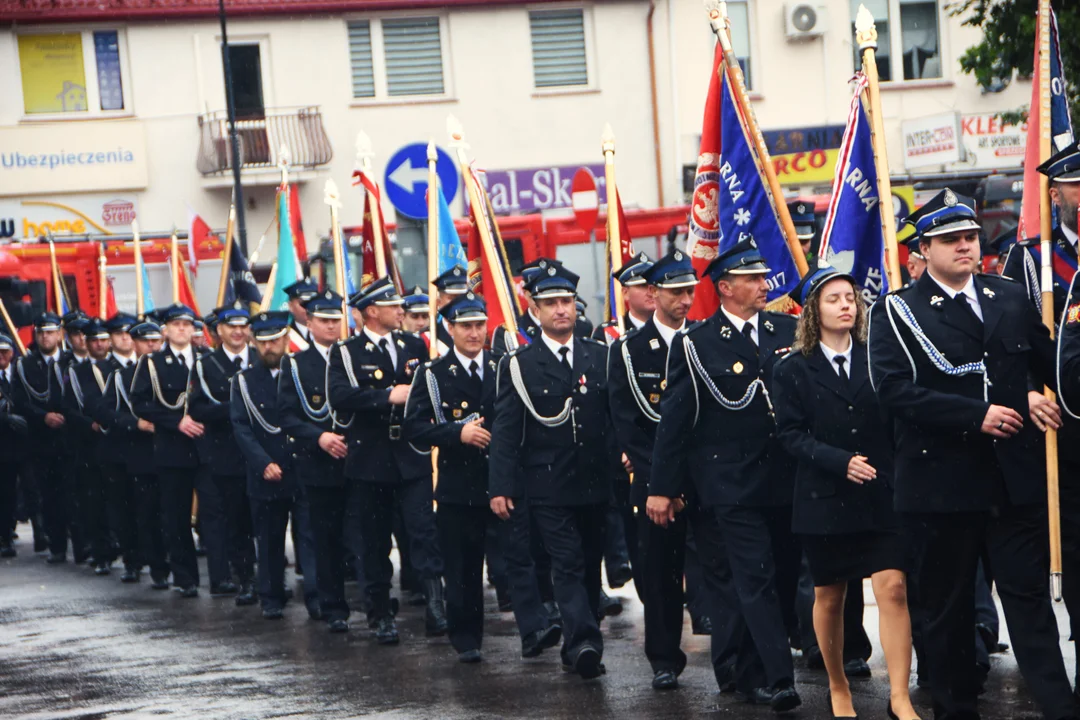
[262, 607, 284, 620]
[210, 582, 238, 597]
[714, 663, 737, 693]
[843, 658, 871, 678]
[652, 669, 679, 690]
[423, 578, 448, 636]
[177, 585, 199, 598]
[328, 618, 349, 633]
[0, 539, 15, 558]
[771, 687, 802, 713]
[607, 562, 633, 589]
[458, 649, 482, 663]
[94, 563, 111, 576]
[544, 600, 561, 624]
[306, 597, 323, 621]
[597, 590, 623, 619]
[691, 614, 712, 636]
[46, 553, 66, 564]
[804, 645, 825, 670]
[235, 583, 258, 606]
[405, 589, 427, 607]
[150, 578, 170, 590]
[375, 616, 399, 645]
[521, 623, 562, 658]
[120, 568, 140, 583]
[572, 644, 602, 680]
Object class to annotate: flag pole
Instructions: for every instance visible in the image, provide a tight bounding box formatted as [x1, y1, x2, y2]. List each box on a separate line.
[47, 235, 67, 314]
[0, 297, 27, 355]
[1034, 0, 1062, 602]
[324, 179, 350, 342]
[426, 139, 440, 360]
[708, 1, 808, 278]
[170, 229, 181, 304]
[97, 241, 108, 320]
[855, 5, 902, 291]
[601, 124, 626, 336]
[447, 115, 519, 340]
[260, 263, 278, 312]
[133, 220, 145, 318]
[356, 131, 389, 278]
[216, 203, 237, 307]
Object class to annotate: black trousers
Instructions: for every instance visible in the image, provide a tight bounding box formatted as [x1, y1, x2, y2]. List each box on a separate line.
[531, 503, 606, 660]
[198, 472, 255, 585]
[438, 503, 489, 653]
[104, 462, 138, 569]
[28, 454, 83, 559]
[307, 482, 361, 622]
[158, 468, 199, 588]
[484, 514, 508, 598]
[498, 499, 551, 639]
[603, 471, 633, 582]
[78, 452, 111, 564]
[638, 504, 688, 674]
[712, 504, 799, 691]
[1059, 454, 1080, 650]
[0, 460, 17, 540]
[529, 509, 555, 604]
[132, 473, 169, 582]
[252, 496, 292, 610]
[906, 504, 1074, 720]
[357, 476, 442, 618]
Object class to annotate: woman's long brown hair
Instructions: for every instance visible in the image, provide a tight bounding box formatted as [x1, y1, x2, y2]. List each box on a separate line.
[792, 278, 868, 357]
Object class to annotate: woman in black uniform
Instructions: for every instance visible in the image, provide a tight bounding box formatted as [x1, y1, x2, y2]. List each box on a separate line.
[774, 268, 918, 720]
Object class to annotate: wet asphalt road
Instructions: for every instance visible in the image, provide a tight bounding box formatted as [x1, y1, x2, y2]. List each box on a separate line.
[0, 522, 1072, 720]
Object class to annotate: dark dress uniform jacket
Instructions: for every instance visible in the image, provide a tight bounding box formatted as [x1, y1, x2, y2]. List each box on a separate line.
[12, 348, 65, 457]
[230, 364, 297, 501]
[94, 361, 142, 467]
[188, 347, 249, 476]
[488, 337, 615, 506]
[774, 344, 896, 535]
[404, 350, 498, 506]
[131, 348, 200, 470]
[66, 356, 120, 464]
[326, 330, 430, 483]
[607, 319, 669, 506]
[868, 273, 1056, 513]
[650, 309, 796, 508]
[278, 345, 345, 488]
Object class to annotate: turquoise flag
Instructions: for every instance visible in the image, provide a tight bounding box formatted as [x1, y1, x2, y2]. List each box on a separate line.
[435, 183, 467, 275]
[268, 187, 301, 312]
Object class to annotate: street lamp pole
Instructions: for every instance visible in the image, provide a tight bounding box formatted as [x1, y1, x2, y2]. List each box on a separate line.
[219, 0, 249, 255]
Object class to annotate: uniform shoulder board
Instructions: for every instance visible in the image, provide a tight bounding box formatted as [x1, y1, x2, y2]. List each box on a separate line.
[978, 272, 1016, 284]
[775, 349, 800, 366]
[1017, 237, 1039, 248]
[621, 324, 643, 342]
[682, 319, 707, 335]
[581, 336, 606, 347]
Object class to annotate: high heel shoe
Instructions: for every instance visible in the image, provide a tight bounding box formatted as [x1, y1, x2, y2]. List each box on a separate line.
[887, 704, 899, 720]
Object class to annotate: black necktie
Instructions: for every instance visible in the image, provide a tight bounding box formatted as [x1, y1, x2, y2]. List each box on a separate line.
[0, 372, 10, 397]
[742, 322, 757, 351]
[177, 353, 186, 368]
[468, 360, 482, 393]
[379, 338, 394, 370]
[558, 346, 571, 376]
[835, 356, 849, 383]
[957, 293, 983, 326]
[233, 356, 243, 370]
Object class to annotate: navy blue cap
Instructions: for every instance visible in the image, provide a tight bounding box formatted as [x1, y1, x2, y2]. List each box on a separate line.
[788, 266, 855, 306]
[613, 252, 653, 287]
[644, 249, 697, 289]
[520, 257, 562, 286]
[192, 320, 205, 336]
[576, 297, 588, 314]
[432, 266, 468, 295]
[202, 311, 219, 329]
[1037, 141, 1080, 183]
[34, 312, 62, 331]
[788, 199, 817, 240]
[989, 228, 1022, 255]
[105, 312, 137, 334]
[403, 286, 431, 314]
[304, 289, 345, 320]
[160, 303, 197, 324]
[129, 321, 162, 341]
[350, 277, 404, 311]
[526, 262, 579, 299]
[0, 334, 13, 350]
[146, 309, 167, 324]
[283, 278, 319, 302]
[62, 310, 88, 328]
[704, 235, 770, 281]
[214, 301, 250, 327]
[905, 235, 925, 260]
[443, 291, 488, 323]
[250, 311, 290, 341]
[903, 188, 980, 239]
[83, 318, 110, 340]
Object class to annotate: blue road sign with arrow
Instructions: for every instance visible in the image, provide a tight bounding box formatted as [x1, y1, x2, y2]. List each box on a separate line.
[384, 144, 459, 220]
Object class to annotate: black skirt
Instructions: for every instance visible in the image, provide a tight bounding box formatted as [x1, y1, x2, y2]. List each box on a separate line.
[801, 529, 908, 587]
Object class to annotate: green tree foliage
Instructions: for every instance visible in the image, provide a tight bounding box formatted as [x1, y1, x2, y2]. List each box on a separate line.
[950, 0, 1079, 124]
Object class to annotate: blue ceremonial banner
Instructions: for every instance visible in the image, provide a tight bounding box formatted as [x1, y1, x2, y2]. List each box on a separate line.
[819, 74, 888, 304]
[223, 244, 262, 307]
[435, 183, 467, 275]
[1050, 9, 1074, 152]
[717, 72, 799, 301]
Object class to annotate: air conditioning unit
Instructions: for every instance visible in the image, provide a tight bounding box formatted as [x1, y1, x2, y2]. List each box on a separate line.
[785, 3, 826, 40]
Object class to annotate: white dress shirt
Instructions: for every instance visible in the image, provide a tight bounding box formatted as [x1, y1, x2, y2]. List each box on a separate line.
[819, 337, 854, 377]
[721, 306, 760, 344]
[224, 346, 248, 370]
[364, 327, 397, 370]
[627, 312, 647, 330]
[313, 342, 332, 364]
[454, 347, 484, 380]
[653, 316, 685, 349]
[112, 352, 135, 368]
[1063, 223, 1078, 250]
[541, 332, 574, 368]
[927, 271, 983, 321]
[170, 345, 195, 367]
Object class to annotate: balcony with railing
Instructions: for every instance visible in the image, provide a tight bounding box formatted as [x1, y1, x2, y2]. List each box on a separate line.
[196, 106, 333, 186]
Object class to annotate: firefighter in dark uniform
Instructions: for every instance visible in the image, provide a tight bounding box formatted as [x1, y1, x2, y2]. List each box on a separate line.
[488, 263, 615, 681]
[94, 320, 170, 587]
[188, 302, 257, 600]
[0, 333, 26, 557]
[326, 277, 447, 644]
[789, 199, 819, 272]
[284, 279, 318, 347]
[278, 290, 355, 632]
[131, 303, 204, 597]
[13, 312, 77, 563]
[402, 286, 432, 336]
[64, 318, 118, 574]
[650, 237, 802, 712]
[231, 311, 319, 620]
[430, 265, 469, 352]
[491, 258, 593, 355]
[870, 188, 1075, 720]
[592, 252, 656, 343]
[405, 292, 498, 662]
[1006, 142, 1080, 680]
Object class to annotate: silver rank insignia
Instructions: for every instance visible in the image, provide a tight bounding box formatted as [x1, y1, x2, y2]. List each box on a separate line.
[449, 364, 458, 376]
[733, 362, 744, 374]
[165, 356, 173, 364]
[649, 338, 660, 350]
[930, 295, 944, 307]
[720, 325, 732, 339]
[374, 369, 383, 380]
[365, 342, 374, 351]
[982, 286, 995, 299]
[763, 320, 774, 333]
[397, 339, 405, 348]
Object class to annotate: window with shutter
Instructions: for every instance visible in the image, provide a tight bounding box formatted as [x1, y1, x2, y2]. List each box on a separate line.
[383, 17, 445, 97]
[529, 9, 588, 89]
[347, 21, 375, 98]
